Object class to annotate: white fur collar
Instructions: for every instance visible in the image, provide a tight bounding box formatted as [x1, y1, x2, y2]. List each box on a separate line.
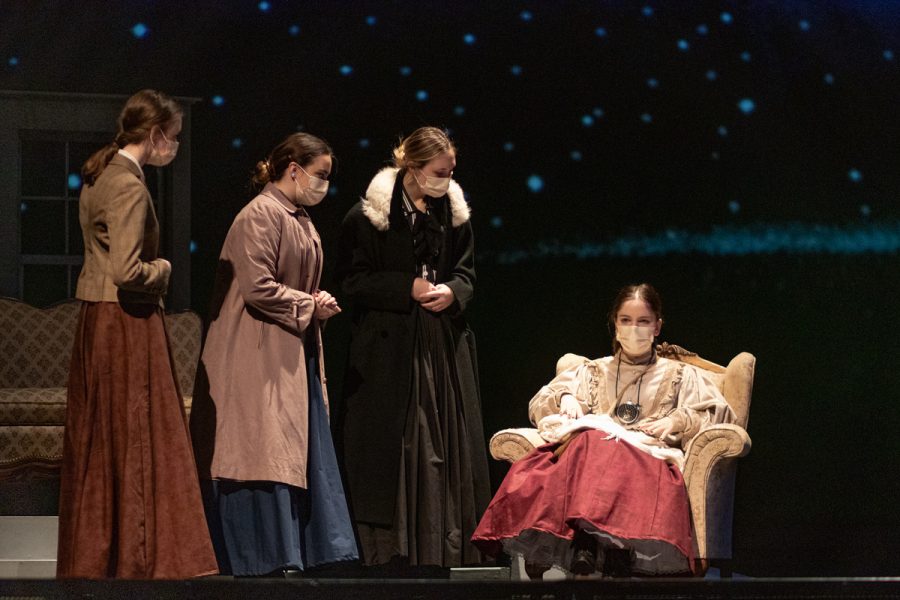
[362, 167, 470, 232]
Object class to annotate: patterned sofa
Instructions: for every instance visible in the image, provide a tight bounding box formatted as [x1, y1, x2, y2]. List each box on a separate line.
[0, 297, 202, 481]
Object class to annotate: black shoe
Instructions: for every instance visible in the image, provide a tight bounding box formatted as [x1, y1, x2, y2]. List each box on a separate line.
[571, 548, 596, 575]
[523, 561, 549, 580]
[570, 530, 599, 575]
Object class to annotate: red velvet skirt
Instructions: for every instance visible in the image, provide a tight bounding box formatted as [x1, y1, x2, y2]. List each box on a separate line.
[57, 302, 218, 579]
[471, 429, 692, 574]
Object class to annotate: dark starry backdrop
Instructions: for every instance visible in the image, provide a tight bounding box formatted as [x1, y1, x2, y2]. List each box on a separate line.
[3, 0, 900, 576]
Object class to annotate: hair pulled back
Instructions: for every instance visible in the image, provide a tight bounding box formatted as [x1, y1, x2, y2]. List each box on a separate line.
[82, 89, 183, 185]
[392, 126, 455, 170]
[607, 283, 664, 354]
[251, 132, 333, 192]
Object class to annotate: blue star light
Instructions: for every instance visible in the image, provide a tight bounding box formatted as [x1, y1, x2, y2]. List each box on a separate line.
[570, 150, 583, 161]
[258, 1, 271, 12]
[366, 15, 377, 26]
[740, 51, 752, 62]
[454, 105, 466, 116]
[288, 24, 300, 36]
[399, 65, 412, 76]
[416, 90, 428, 101]
[211, 95, 225, 107]
[595, 27, 607, 37]
[696, 24, 709, 36]
[642, 6, 654, 17]
[737, 98, 755, 114]
[463, 33, 476, 45]
[131, 23, 148, 38]
[848, 168, 862, 183]
[728, 200, 741, 214]
[328, 186, 339, 197]
[884, 49, 895, 61]
[490, 216, 504, 228]
[581, 115, 595, 127]
[520, 10, 533, 22]
[20, 202, 27, 213]
[8, 56, 19, 67]
[720, 12, 733, 24]
[339, 64, 353, 76]
[510, 65, 523, 76]
[860, 204, 872, 217]
[717, 125, 728, 137]
[527, 175, 544, 193]
[798, 19, 810, 31]
[706, 70, 718, 81]
[646, 77, 659, 89]
[593, 107, 605, 118]
[358, 138, 370, 148]
[641, 113, 653, 123]
[67, 174, 81, 190]
[677, 39, 689, 52]
[824, 73, 835, 85]
[189, 240, 199, 254]
[503, 142, 515, 152]
[231, 138, 243, 149]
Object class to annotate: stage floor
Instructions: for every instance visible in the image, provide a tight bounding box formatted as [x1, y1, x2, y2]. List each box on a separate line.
[4, 577, 900, 599]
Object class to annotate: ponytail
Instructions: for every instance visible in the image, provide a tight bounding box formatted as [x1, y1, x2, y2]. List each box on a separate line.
[82, 142, 120, 186]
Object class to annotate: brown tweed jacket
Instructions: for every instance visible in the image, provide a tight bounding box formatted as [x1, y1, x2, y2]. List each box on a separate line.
[75, 153, 170, 305]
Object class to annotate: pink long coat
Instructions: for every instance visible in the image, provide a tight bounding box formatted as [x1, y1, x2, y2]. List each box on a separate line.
[191, 183, 326, 489]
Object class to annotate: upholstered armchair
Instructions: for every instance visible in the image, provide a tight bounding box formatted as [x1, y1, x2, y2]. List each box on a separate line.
[489, 343, 755, 574]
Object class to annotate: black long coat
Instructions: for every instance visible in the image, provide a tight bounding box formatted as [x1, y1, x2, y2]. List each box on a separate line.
[335, 168, 488, 526]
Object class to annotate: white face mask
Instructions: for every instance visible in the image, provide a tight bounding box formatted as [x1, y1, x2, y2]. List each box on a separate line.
[616, 325, 655, 357]
[415, 170, 451, 198]
[293, 165, 329, 207]
[146, 130, 179, 167]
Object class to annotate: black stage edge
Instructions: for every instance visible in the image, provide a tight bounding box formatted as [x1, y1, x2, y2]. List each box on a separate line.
[4, 578, 900, 599]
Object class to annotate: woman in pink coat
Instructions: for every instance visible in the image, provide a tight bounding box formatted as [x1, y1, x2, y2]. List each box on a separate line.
[190, 132, 358, 576]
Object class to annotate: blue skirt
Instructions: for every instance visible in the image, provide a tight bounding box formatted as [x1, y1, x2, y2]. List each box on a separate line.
[202, 345, 358, 576]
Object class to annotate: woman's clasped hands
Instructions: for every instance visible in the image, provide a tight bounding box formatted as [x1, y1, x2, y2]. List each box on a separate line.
[314, 289, 341, 319]
[411, 277, 455, 312]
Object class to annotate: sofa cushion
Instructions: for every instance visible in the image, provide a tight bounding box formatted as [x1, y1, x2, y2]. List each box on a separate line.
[0, 425, 65, 470]
[0, 388, 67, 425]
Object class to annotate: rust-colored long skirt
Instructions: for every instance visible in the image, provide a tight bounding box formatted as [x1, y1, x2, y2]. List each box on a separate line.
[57, 301, 218, 579]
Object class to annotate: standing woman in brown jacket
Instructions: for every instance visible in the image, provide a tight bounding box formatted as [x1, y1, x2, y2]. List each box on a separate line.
[190, 133, 358, 576]
[57, 89, 218, 579]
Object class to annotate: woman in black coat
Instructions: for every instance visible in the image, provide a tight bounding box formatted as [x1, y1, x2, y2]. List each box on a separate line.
[336, 127, 490, 570]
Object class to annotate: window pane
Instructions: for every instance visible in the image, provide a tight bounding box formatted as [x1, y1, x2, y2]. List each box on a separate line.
[68, 199, 84, 256]
[68, 141, 101, 195]
[23, 264, 69, 307]
[21, 200, 65, 254]
[21, 139, 66, 197]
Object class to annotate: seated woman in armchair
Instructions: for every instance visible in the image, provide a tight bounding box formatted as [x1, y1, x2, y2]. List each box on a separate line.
[471, 283, 736, 577]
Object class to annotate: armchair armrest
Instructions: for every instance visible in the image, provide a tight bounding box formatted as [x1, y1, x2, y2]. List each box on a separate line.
[683, 424, 751, 482]
[489, 428, 546, 463]
[682, 423, 751, 561]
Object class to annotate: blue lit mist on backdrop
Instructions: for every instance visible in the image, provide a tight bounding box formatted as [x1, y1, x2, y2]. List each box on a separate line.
[3, 0, 900, 576]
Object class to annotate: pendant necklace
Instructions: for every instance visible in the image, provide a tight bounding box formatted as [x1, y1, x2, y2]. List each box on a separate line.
[614, 350, 655, 424]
